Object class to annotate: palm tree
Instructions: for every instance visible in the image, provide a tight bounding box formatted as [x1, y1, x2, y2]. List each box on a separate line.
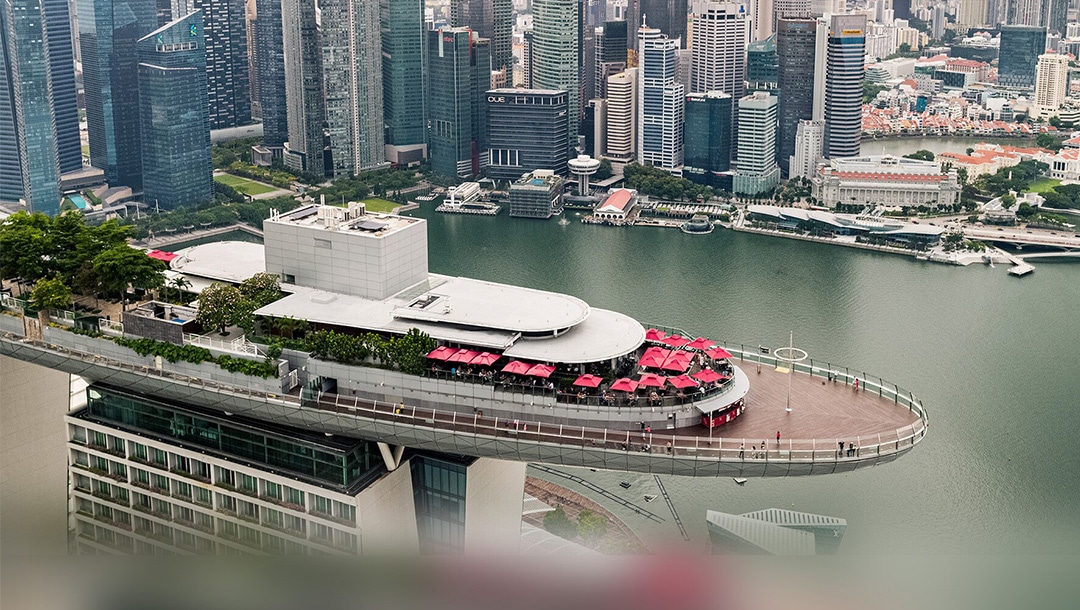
[168, 276, 191, 303]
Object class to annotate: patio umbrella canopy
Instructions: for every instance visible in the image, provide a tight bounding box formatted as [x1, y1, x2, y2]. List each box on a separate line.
[661, 352, 693, 372]
[639, 354, 667, 369]
[662, 334, 690, 348]
[693, 369, 724, 383]
[572, 374, 603, 388]
[526, 364, 556, 378]
[686, 337, 717, 351]
[642, 346, 671, 360]
[645, 328, 667, 341]
[470, 352, 500, 366]
[667, 374, 699, 389]
[706, 347, 734, 360]
[610, 378, 639, 392]
[638, 373, 667, 387]
[501, 360, 533, 375]
[447, 349, 480, 363]
[426, 346, 456, 360]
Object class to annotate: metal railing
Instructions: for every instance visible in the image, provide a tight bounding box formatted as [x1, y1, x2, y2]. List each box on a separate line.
[98, 318, 124, 335]
[183, 333, 260, 357]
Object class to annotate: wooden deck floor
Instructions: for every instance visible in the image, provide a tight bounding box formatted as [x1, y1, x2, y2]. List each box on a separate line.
[678, 363, 922, 444]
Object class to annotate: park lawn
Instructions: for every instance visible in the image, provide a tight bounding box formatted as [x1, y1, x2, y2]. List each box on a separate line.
[1026, 178, 1061, 194]
[361, 197, 401, 213]
[215, 173, 278, 196]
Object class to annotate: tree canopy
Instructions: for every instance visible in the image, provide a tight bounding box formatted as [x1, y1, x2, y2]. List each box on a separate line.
[904, 149, 935, 161]
[91, 244, 167, 301]
[196, 283, 245, 334]
[29, 277, 71, 313]
[622, 163, 713, 202]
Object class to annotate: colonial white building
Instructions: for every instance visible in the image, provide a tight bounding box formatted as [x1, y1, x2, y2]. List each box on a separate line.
[812, 155, 962, 209]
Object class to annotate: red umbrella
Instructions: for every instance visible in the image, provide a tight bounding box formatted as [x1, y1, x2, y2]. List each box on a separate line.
[501, 360, 533, 375]
[572, 374, 603, 388]
[661, 353, 693, 372]
[446, 349, 480, 363]
[667, 374, 699, 389]
[705, 347, 734, 360]
[642, 346, 671, 360]
[686, 337, 717, 351]
[526, 364, 556, 378]
[639, 354, 667, 369]
[469, 352, 500, 366]
[661, 334, 690, 348]
[645, 328, 667, 341]
[693, 369, 724, 383]
[425, 346, 456, 360]
[610, 378, 639, 392]
[638, 373, 667, 387]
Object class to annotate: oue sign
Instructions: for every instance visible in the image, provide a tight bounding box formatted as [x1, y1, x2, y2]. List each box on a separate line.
[488, 96, 505, 103]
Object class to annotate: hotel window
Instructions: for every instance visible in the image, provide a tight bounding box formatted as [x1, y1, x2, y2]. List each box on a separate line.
[311, 522, 332, 543]
[151, 473, 169, 493]
[110, 461, 127, 480]
[109, 435, 125, 455]
[334, 530, 357, 552]
[196, 511, 214, 532]
[285, 514, 305, 535]
[97, 527, 116, 546]
[239, 473, 257, 495]
[263, 507, 284, 529]
[115, 510, 131, 528]
[177, 530, 196, 550]
[150, 448, 167, 467]
[133, 492, 151, 511]
[265, 534, 286, 554]
[285, 486, 304, 508]
[194, 487, 212, 507]
[95, 503, 113, 522]
[76, 498, 93, 515]
[115, 486, 129, 505]
[78, 520, 95, 539]
[220, 520, 239, 539]
[73, 450, 89, 467]
[311, 494, 331, 516]
[94, 479, 111, 498]
[285, 540, 306, 554]
[152, 522, 173, 544]
[133, 468, 150, 487]
[216, 493, 237, 514]
[91, 430, 107, 448]
[334, 501, 356, 525]
[194, 460, 210, 481]
[175, 505, 194, 524]
[92, 455, 109, 472]
[74, 474, 90, 491]
[263, 480, 282, 502]
[239, 525, 260, 547]
[172, 455, 190, 474]
[131, 442, 147, 462]
[196, 537, 215, 553]
[239, 499, 259, 522]
[71, 425, 86, 444]
[173, 480, 192, 500]
[135, 540, 155, 554]
[135, 516, 153, 534]
[152, 498, 171, 518]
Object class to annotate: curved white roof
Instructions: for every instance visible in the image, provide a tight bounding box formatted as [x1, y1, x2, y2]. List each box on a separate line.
[502, 308, 645, 364]
[170, 241, 265, 285]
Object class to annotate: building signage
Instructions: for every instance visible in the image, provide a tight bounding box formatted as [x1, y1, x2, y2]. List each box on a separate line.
[842, 29, 863, 35]
[487, 96, 505, 103]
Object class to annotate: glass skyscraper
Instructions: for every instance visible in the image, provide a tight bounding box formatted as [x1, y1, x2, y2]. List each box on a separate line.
[531, 0, 581, 138]
[824, 14, 864, 159]
[42, 0, 81, 175]
[638, 27, 683, 173]
[684, 91, 732, 185]
[254, 0, 287, 148]
[137, 10, 212, 208]
[169, 0, 251, 130]
[427, 28, 490, 178]
[450, 0, 512, 72]
[281, 0, 325, 176]
[998, 25, 1046, 89]
[776, 18, 818, 175]
[382, 0, 427, 164]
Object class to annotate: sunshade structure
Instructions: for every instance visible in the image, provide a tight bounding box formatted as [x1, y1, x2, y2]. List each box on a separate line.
[446, 349, 480, 363]
[638, 373, 667, 388]
[526, 364, 556, 378]
[610, 378, 639, 392]
[706, 347, 734, 360]
[501, 360, 533, 375]
[426, 346, 456, 360]
[661, 351, 693, 372]
[667, 374, 699, 389]
[693, 369, 725, 383]
[146, 249, 178, 263]
[470, 352, 500, 366]
[639, 353, 667, 369]
[661, 334, 690, 348]
[686, 337, 717, 351]
[645, 328, 667, 342]
[572, 374, 603, 388]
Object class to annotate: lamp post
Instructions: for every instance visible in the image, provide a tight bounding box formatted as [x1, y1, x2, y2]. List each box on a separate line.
[773, 331, 807, 413]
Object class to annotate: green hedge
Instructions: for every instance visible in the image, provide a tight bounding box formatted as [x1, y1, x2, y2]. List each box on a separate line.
[114, 336, 279, 378]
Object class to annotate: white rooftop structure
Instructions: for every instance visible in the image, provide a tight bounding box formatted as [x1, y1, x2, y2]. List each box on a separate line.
[170, 241, 266, 286]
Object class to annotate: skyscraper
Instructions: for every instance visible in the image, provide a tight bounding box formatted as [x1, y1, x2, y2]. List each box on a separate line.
[733, 91, 780, 195]
[0, 0, 62, 213]
[998, 25, 1046, 89]
[956, 0, 988, 28]
[776, 18, 819, 175]
[321, 0, 385, 176]
[78, 0, 158, 191]
[1044, 0, 1068, 34]
[683, 91, 732, 185]
[1033, 52, 1069, 118]
[604, 69, 637, 162]
[637, 27, 683, 173]
[254, 0, 287, 148]
[138, 10, 213, 208]
[427, 28, 490, 178]
[170, 0, 251, 129]
[746, 34, 777, 91]
[382, 0, 427, 165]
[689, 1, 749, 157]
[451, 0, 512, 72]
[485, 89, 569, 179]
[595, 20, 628, 99]
[824, 14, 865, 159]
[532, 0, 581, 137]
[626, 0, 688, 45]
[42, 0, 81, 175]
[790, 118, 824, 179]
[282, 0, 324, 175]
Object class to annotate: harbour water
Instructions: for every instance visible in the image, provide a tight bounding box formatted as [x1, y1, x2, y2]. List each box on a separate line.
[407, 204, 1080, 553]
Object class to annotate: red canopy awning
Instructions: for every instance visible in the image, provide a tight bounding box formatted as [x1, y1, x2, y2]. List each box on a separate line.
[469, 352, 500, 366]
[501, 360, 533, 375]
[645, 328, 667, 341]
[686, 337, 717, 351]
[639, 354, 667, 369]
[426, 346, 456, 360]
[446, 349, 480, 363]
[526, 364, 556, 378]
[610, 378, 639, 392]
[705, 347, 734, 360]
[667, 374, 699, 389]
[146, 249, 177, 263]
[660, 352, 693, 372]
[642, 346, 671, 360]
[638, 373, 667, 388]
[661, 334, 690, 348]
[572, 374, 603, 388]
[693, 369, 724, 383]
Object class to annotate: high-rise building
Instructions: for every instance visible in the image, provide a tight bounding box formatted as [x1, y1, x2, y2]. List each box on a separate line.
[957, 0, 988, 28]
[582, 24, 597, 106]
[750, 0, 774, 41]
[451, 0, 512, 72]
[0, 0, 70, 213]
[382, 0, 427, 165]
[78, 0, 158, 192]
[282, 0, 325, 176]
[824, 14, 865, 159]
[930, 4, 946, 40]
[604, 69, 637, 162]
[777, 18, 820, 175]
[683, 91, 732, 185]
[733, 91, 780, 195]
[520, 29, 535, 88]
[998, 25, 1046, 89]
[689, 1, 749, 158]
[138, 10, 213, 208]
[42, 0, 81, 175]
[637, 27, 683, 173]
[595, 20, 628, 99]
[747, 34, 778, 91]
[508, 169, 564, 218]
[170, 0, 251, 129]
[626, 0, 688, 45]
[1044, 0, 1068, 35]
[790, 118, 824, 179]
[254, 0, 287, 149]
[485, 88, 569, 179]
[1033, 52, 1069, 118]
[532, 0, 581, 136]
[775, 0, 812, 20]
[247, 6, 260, 119]
[427, 28, 490, 178]
[322, 0, 385, 177]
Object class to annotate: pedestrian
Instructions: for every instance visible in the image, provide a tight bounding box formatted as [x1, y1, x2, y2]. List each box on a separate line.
[838, 440, 845, 456]
[776, 431, 781, 445]
[640, 421, 646, 431]
[738, 443, 745, 458]
[854, 378, 860, 391]
[751, 445, 757, 458]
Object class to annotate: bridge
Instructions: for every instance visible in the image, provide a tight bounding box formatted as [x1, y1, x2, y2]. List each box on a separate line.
[1013, 251, 1080, 260]
[962, 227, 1080, 251]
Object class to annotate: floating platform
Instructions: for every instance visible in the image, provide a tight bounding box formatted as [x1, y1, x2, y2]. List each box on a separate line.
[1008, 263, 1035, 276]
[435, 203, 501, 216]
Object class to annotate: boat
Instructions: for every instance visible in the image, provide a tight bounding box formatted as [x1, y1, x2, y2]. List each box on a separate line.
[733, 478, 748, 485]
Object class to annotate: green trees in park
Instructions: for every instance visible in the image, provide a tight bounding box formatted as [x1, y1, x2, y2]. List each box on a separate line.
[1037, 131, 1063, 152]
[622, 163, 713, 202]
[543, 506, 578, 540]
[903, 150, 935, 161]
[91, 244, 167, 305]
[1041, 184, 1080, 210]
[576, 509, 609, 548]
[29, 277, 72, 316]
[595, 158, 614, 180]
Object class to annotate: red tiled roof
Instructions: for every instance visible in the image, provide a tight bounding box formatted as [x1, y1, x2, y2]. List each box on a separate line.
[597, 189, 634, 213]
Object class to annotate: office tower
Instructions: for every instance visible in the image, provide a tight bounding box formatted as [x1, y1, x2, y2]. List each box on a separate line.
[509, 169, 564, 218]
[170, 0, 251, 129]
[451, 0, 512, 72]
[684, 91, 732, 185]
[893, 0, 911, 19]
[485, 88, 569, 179]
[255, 0, 287, 148]
[747, 34, 777, 91]
[637, 27, 683, 172]
[775, 0, 812, 20]
[998, 25, 1046, 88]
[733, 91, 779, 195]
[532, 0, 581, 133]
[930, 4, 945, 39]
[777, 18, 819, 175]
[382, 0, 427, 165]
[750, 0, 773, 41]
[247, 5, 260, 118]
[520, 29, 534, 88]
[595, 20, 628, 98]
[582, 25, 597, 106]
[1034, 53, 1069, 118]
[675, 48, 693, 92]
[790, 118, 824, 179]
[138, 10, 213, 208]
[78, 0, 158, 192]
[427, 28, 490, 178]
[587, 98, 606, 157]
[322, 0, 385, 177]
[957, 0, 988, 28]
[824, 14, 865, 159]
[689, 1, 748, 98]
[604, 69, 636, 162]
[1044, 0, 1068, 34]
[43, 0, 81, 175]
[282, 0, 325, 176]
[626, 0, 688, 45]
[0, 0, 63, 213]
